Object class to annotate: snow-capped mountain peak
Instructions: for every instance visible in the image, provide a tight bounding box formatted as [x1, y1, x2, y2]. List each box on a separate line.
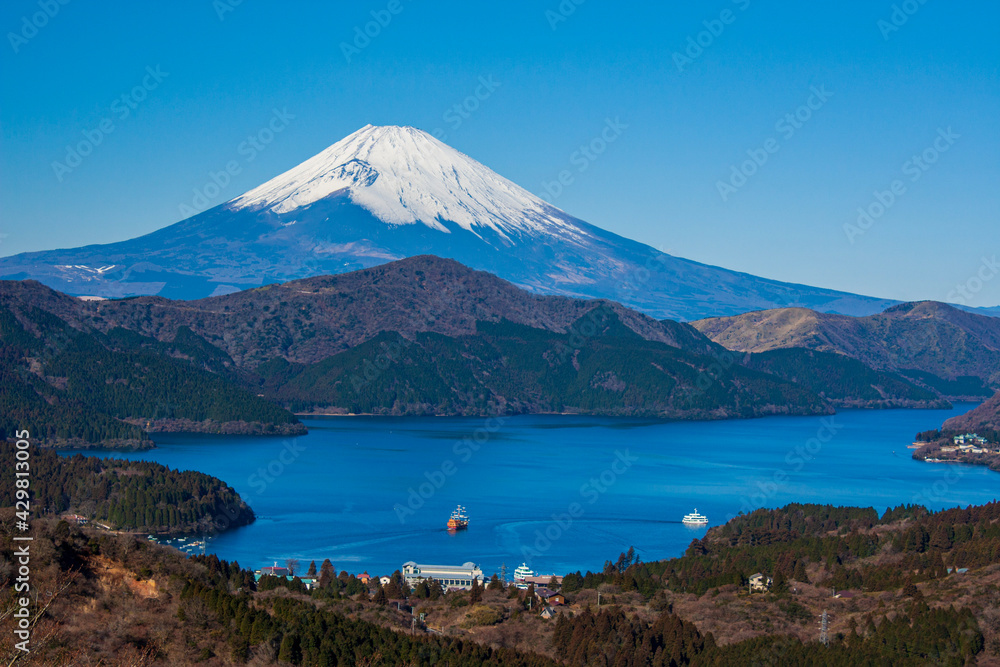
[230, 124, 575, 241]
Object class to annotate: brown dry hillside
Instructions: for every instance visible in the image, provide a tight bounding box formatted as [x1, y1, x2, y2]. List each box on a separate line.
[692, 301, 1000, 392]
[944, 390, 1000, 433]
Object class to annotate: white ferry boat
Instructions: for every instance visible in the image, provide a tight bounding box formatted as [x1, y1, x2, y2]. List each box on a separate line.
[681, 509, 708, 526]
[513, 562, 534, 589]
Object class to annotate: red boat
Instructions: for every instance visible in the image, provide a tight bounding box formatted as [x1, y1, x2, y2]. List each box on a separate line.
[447, 505, 469, 531]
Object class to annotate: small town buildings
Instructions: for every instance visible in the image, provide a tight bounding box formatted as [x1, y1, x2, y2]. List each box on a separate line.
[523, 575, 564, 587]
[540, 606, 558, 619]
[358, 571, 372, 585]
[402, 561, 484, 591]
[252, 573, 316, 590]
[252, 562, 318, 590]
[748, 573, 772, 592]
[954, 433, 988, 446]
[535, 587, 566, 606]
[260, 562, 290, 577]
[379, 576, 391, 586]
[62, 514, 88, 525]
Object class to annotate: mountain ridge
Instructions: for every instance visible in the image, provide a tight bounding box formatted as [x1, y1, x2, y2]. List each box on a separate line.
[18, 255, 720, 368]
[1, 255, 984, 433]
[0, 256, 840, 423]
[692, 301, 1000, 398]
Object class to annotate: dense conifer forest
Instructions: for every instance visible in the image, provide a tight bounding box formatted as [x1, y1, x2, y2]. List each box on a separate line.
[0, 441, 253, 533]
[255, 312, 830, 419]
[0, 303, 301, 447]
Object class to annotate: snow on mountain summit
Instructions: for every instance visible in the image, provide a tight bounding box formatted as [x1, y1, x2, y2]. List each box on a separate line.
[231, 124, 577, 241]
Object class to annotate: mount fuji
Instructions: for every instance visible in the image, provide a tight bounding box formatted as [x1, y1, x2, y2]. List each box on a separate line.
[1, 124, 898, 320]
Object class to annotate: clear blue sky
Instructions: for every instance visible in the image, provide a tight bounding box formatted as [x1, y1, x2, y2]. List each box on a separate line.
[1, 1, 998, 306]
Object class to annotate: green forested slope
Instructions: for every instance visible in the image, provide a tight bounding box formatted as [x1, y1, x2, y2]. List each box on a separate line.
[0, 304, 301, 446]
[255, 308, 831, 419]
[0, 441, 254, 533]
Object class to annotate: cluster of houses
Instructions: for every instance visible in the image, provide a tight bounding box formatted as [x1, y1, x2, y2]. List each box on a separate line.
[399, 561, 566, 613]
[255, 562, 319, 590]
[253, 559, 570, 618]
[940, 433, 997, 456]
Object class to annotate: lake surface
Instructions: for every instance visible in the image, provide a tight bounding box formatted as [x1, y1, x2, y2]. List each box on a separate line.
[65, 404, 997, 580]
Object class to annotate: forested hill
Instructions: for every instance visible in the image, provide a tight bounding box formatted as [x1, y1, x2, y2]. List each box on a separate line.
[0, 295, 303, 447]
[943, 389, 1000, 437]
[255, 311, 833, 419]
[741, 347, 949, 409]
[554, 502, 998, 664]
[0, 257, 990, 427]
[0, 261, 836, 422]
[0, 441, 254, 533]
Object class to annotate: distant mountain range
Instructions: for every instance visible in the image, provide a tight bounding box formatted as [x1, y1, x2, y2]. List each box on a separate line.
[2, 256, 832, 422]
[5, 256, 996, 445]
[692, 301, 1000, 401]
[0, 124, 935, 321]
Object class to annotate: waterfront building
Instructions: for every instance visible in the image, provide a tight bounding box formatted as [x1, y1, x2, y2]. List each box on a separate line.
[259, 562, 289, 577]
[402, 561, 483, 591]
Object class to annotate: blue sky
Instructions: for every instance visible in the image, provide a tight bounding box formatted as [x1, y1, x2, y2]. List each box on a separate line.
[1, 0, 998, 306]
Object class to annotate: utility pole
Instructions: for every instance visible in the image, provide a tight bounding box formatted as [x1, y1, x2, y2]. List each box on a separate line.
[500, 563, 508, 585]
[820, 610, 829, 647]
[597, 592, 601, 607]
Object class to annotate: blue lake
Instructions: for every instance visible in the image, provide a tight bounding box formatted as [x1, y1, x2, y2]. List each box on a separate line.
[64, 404, 997, 579]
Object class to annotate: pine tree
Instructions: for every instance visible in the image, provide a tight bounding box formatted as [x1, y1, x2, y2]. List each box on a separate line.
[277, 632, 300, 664]
[901, 579, 922, 599]
[929, 524, 953, 551]
[319, 559, 334, 589]
[793, 560, 809, 583]
[772, 570, 788, 595]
